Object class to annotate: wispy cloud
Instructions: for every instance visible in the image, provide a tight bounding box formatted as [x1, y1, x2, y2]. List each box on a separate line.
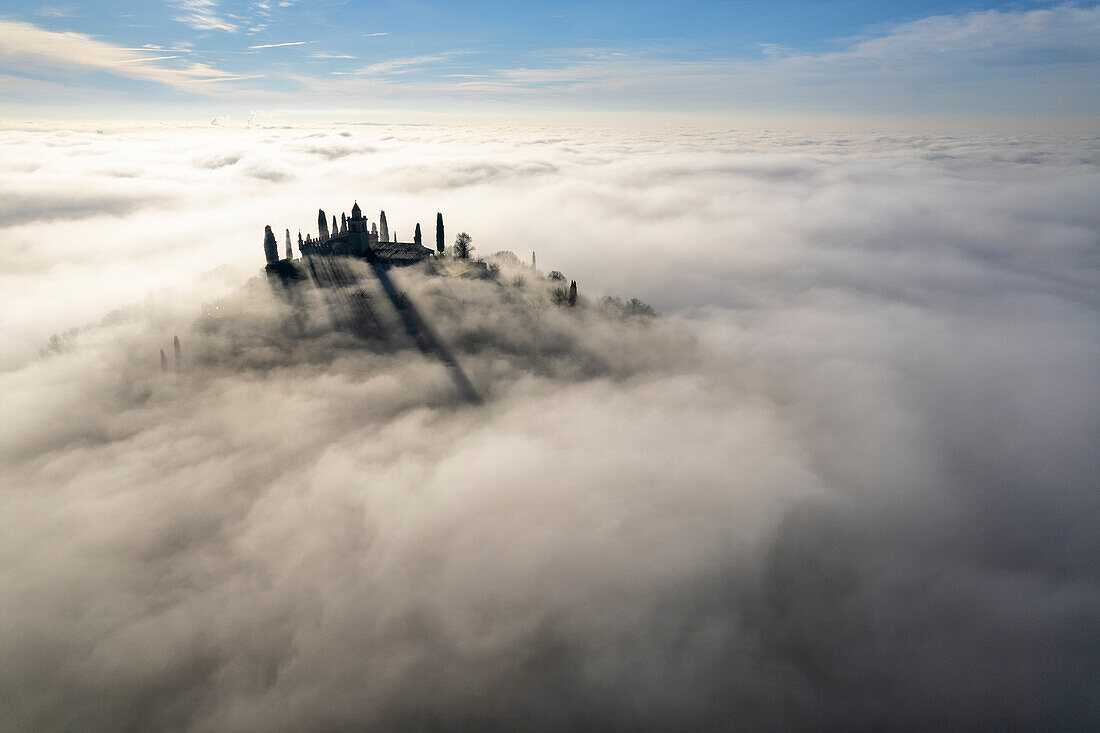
[167, 0, 238, 33]
[117, 45, 193, 53]
[115, 55, 184, 63]
[6, 4, 1099, 120]
[248, 41, 308, 49]
[36, 5, 75, 17]
[0, 20, 256, 92]
[345, 54, 455, 77]
[191, 74, 266, 82]
[363, 32, 388, 37]
[338, 5, 1100, 116]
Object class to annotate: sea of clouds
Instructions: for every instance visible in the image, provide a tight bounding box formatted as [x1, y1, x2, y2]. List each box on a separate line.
[0, 122, 1097, 730]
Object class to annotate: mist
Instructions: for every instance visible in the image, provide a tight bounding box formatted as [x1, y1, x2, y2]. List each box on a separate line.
[1, 123, 1097, 731]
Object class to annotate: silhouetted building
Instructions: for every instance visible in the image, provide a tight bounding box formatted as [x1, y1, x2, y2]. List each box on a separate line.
[270, 201, 435, 268]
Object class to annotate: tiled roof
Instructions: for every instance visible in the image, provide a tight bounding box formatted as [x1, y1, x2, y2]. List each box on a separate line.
[372, 242, 433, 261]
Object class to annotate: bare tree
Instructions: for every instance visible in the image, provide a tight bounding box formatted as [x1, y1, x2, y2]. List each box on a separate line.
[454, 232, 474, 259]
[530, 293, 548, 325]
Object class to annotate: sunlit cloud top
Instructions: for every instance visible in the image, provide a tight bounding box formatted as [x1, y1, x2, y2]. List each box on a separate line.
[0, 1, 1098, 123]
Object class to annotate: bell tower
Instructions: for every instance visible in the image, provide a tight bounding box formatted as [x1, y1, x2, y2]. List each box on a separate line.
[348, 201, 367, 232]
[346, 201, 374, 257]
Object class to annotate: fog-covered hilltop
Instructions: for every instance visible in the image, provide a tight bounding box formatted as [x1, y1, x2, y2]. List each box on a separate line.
[181, 250, 679, 403]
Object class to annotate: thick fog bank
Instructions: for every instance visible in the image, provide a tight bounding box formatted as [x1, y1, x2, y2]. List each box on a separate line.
[0, 125, 1097, 731]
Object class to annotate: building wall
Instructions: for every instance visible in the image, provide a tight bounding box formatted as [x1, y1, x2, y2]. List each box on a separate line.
[289, 227, 432, 265]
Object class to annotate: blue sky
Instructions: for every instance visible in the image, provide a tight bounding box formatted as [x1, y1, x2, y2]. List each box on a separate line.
[1, 1, 1098, 123]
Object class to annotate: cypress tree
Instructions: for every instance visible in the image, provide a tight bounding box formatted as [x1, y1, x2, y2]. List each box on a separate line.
[173, 335, 181, 370]
[263, 225, 278, 264]
[285, 229, 292, 259]
[568, 280, 578, 306]
[379, 211, 389, 242]
[414, 223, 422, 246]
[159, 349, 168, 372]
[318, 209, 329, 240]
[436, 213, 444, 255]
[332, 215, 339, 238]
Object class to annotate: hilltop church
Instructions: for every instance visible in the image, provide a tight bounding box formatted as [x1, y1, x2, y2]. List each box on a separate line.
[264, 202, 436, 268]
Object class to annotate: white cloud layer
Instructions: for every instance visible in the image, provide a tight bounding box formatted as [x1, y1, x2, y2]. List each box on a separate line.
[0, 123, 1097, 730]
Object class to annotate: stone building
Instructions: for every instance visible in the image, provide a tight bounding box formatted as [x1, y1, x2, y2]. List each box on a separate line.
[280, 202, 435, 266]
